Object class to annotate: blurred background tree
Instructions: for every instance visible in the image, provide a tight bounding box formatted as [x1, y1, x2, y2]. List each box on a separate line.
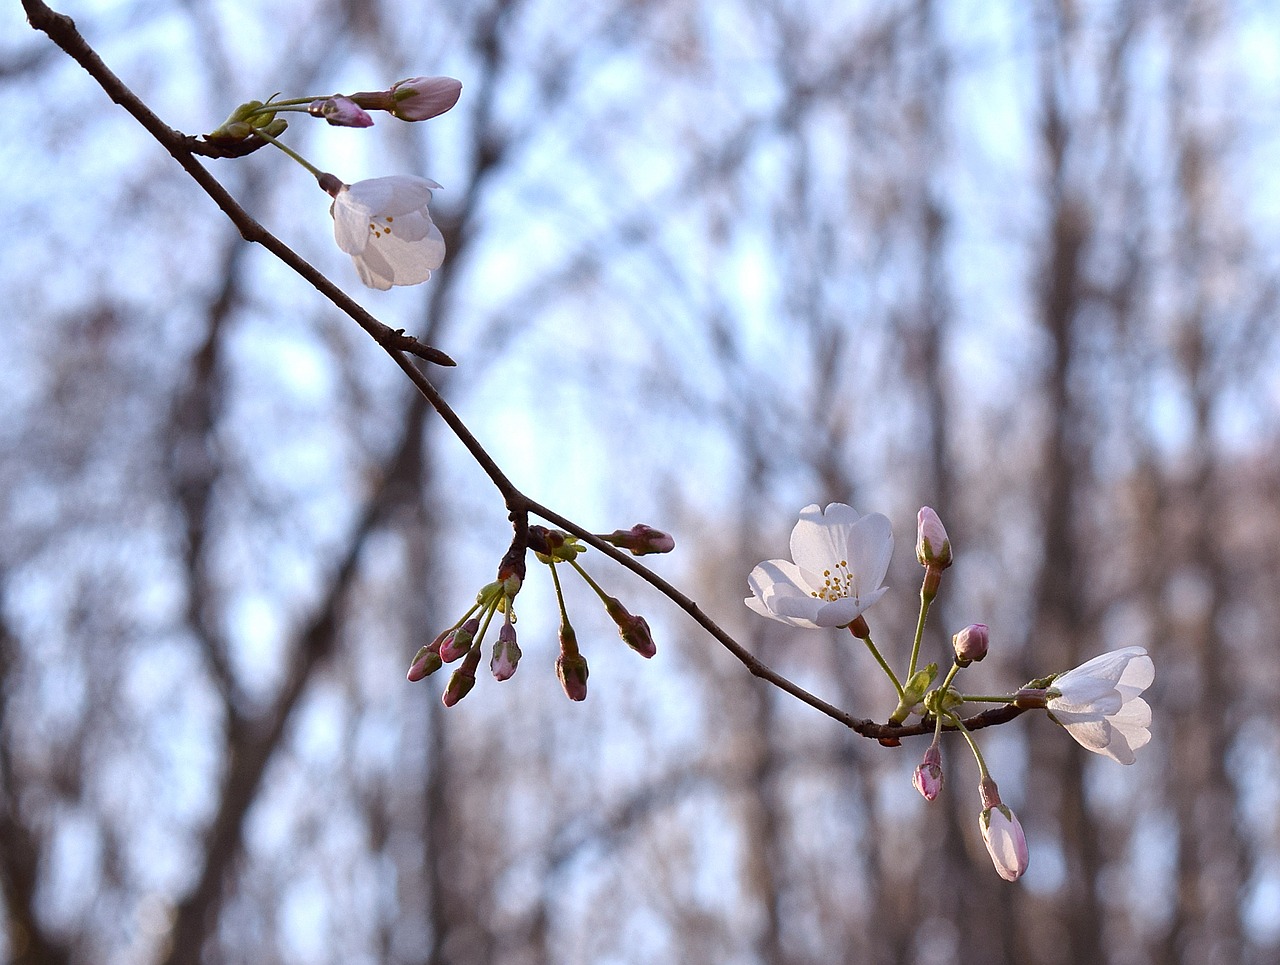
[4, 0, 1280, 963]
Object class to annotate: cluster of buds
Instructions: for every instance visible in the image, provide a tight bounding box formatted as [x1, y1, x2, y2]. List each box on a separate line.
[409, 522, 672, 705]
[531, 523, 668, 700]
[406, 556, 524, 706]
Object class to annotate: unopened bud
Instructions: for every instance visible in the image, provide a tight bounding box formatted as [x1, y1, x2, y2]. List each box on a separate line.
[916, 507, 952, 569]
[442, 649, 481, 707]
[556, 652, 589, 701]
[952, 623, 989, 667]
[556, 622, 589, 701]
[389, 76, 462, 121]
[407, 644, 443, 682]
[408, 628, 451, 681]
[913, 742, 944, 802]
[600, 524, 676, 556]
[490, 622, 522, 681]
[603, 596, 657, 659]
[440, 617, 479, 663]
[309, 95, 374, 127]
[978, 779, 1029, 882]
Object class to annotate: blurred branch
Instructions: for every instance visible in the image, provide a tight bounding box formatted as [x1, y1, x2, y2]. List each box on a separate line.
[0, 579, 72, 965]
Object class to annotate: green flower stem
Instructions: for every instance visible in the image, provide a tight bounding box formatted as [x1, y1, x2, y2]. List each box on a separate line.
[958, 694, 1020, 703]
[939, 662, 961, 693]
[548, 561, 572, 625]
[854, 629, 906, 701]
[243, 96, 323, 114]
[949, 712, 992, 782]
[245, 104, 313, 116]
[567, 558, 612, 607]
[248, 126, 324, 179]
[471, 598, 501, 653]
[907, 586, 933, 679]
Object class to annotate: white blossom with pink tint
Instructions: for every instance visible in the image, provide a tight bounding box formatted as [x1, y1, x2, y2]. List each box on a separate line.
[980, 805, 1029, 881]
[1047, 646, 1154, 765]
[330, 175, 446, 289]
[745, 503, 893, 630]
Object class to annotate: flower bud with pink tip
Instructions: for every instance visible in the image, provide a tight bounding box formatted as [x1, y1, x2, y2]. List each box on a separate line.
[407, 630, 447, 681]
[978, 777, 1029, 881]
[600, 524, 676, 556]
[556, 623, 589, 701]
[603, 596, 657, 659]
[389, 76, 462, 121]
[442, 648, 481, 707]
[952, 623, 989, 667]
[439, 618, 479, 663]
[916, 507, 952, 569]
[490, 621, 522, 681]
[913, 741, 944, 802]
[309, 95, 374, 127]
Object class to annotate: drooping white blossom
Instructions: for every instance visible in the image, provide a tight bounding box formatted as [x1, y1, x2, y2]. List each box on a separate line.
[745, 503, 893, 629]
[1047, 646, 1154, 765]
[330, 175, 446, 289]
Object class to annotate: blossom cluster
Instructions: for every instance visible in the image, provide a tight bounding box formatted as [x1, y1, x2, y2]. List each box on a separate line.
[746, 502, 1155, 881]
[208, 76, 462, 290]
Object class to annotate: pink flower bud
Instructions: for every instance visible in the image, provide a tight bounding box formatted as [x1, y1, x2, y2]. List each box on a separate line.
[309, 95, 374, 128]
[389, 76, 462, 121]
[556, 623, 588, 700]
[952, 623, 989, 667]
[440, 617, 479, 663]
[913, 742, 944, 801]
[916, 507, 952, 569]
[442, 649, 481, 707]
[604, 596, 657, 659]
[407, 629, 450, 681]
[407, 646, 443, 682]
[601, 524, 676, 556]
[556, 652, 589, 701]
[490, 622, 522, 681]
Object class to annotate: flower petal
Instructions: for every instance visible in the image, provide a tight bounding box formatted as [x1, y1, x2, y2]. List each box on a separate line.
[746, 560, 823, 628]
[789, 503, 854, 575]
[845, 512, 894, 597]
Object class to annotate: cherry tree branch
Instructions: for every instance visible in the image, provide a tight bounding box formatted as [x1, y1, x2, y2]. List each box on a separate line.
[23, 0, 1028, 742]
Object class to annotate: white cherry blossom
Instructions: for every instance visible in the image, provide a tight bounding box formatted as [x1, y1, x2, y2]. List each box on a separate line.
[1047, 646, 1154, 765]
[745, 503, 893, 630]
[330, 175, 446, 289]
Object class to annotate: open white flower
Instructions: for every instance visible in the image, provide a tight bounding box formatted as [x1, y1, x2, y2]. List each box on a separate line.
[745, 503, 893, 629]
[1047, 646, 1154, 764]
[330, 175, 446, 290]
